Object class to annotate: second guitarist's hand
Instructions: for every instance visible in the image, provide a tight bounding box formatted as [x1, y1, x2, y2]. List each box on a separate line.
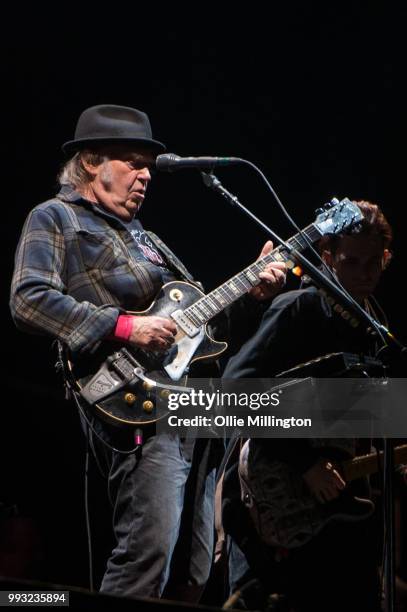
[249, 241, 287, 301]
[303, 459, 346, 504]
[129, 316, 177, 352]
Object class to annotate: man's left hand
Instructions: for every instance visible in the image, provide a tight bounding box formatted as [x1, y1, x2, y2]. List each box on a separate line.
[249, 241, 286, 301]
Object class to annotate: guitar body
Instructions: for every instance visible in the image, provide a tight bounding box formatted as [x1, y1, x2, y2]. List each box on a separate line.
[239, 440, 374, 549]
[127, 281, 228, 372]
[69, 281, 227, 427]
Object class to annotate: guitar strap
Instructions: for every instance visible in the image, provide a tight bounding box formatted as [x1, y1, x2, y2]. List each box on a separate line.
[146, 230, 204, 291]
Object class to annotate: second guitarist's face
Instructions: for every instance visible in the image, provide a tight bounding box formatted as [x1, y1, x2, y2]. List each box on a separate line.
[80, 147, 156, 222]
[322, 234, 390, 303]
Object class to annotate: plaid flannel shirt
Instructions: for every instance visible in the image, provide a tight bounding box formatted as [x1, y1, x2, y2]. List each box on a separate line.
[10, 186, 202, 355]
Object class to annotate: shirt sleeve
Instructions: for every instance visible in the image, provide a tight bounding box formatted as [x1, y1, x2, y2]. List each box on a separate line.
[211, 293, 270, 363]
[10, 207, 120, 354]
[223, 291, 301, 378]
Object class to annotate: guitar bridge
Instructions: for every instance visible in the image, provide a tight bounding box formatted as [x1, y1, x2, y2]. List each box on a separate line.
[108, 350, 139, 380]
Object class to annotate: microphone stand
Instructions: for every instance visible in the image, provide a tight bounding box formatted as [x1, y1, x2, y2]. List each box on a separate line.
[201, 170, 407, 612]
[384, 437, 396, 612]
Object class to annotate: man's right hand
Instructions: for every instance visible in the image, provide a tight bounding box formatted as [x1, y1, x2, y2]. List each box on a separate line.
[128, 316, 177, 352]
[303, 459, 346, 504]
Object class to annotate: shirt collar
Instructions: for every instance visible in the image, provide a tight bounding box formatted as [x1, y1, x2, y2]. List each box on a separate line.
[56, 184, 138, 230]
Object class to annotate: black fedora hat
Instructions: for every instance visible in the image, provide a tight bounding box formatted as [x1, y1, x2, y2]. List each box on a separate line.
[62, 104, 166, 155]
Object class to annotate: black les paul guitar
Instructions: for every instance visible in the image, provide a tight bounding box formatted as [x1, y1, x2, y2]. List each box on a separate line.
[66, 198, 363, 427]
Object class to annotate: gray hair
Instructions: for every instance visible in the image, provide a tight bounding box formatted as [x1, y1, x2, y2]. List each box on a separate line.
[58, 150, 106, 188]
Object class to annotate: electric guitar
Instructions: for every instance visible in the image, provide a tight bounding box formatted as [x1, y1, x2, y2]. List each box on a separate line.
[66, 198, 363, 427]
[239, 440, 407, 549]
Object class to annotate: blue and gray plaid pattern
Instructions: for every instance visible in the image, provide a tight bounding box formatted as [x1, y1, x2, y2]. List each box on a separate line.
[10, 186, 200, 354]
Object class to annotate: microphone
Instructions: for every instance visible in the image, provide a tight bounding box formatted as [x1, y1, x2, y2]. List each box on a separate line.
[155, 153, 243, 172]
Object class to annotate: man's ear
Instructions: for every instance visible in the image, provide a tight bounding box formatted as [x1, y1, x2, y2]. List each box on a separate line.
[382, 248, 392, 270]
[80, 153, 100, 178]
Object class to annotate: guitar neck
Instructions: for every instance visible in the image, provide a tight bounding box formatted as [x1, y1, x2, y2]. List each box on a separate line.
[184, 222, 322, 326]
[342, 444, 407, 482]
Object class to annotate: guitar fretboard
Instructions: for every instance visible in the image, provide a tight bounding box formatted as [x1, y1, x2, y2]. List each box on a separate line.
[343, 444, 407, 482]
[184, 223, 322, 327]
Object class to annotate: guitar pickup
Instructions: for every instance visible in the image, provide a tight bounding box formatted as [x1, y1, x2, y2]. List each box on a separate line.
[170, 309, 201, 337]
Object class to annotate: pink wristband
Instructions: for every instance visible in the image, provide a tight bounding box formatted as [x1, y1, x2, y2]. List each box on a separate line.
[112, 314, 134, 342]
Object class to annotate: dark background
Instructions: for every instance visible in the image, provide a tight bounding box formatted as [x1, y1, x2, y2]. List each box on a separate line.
[1, 5, 406, 603]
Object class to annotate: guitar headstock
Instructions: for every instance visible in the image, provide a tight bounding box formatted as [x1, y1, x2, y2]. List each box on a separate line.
[314, 198, 364, 237]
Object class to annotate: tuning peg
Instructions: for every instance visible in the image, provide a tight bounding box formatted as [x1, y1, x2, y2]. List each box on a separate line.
[323, 197, 340, 210]
[315, 207, 324, 215]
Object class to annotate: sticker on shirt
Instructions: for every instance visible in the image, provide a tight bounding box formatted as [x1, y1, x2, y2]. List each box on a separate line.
[129, 228, 166, 266]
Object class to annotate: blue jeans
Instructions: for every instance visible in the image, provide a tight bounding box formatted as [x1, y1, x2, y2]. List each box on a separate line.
[99, 431, 218, 601]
